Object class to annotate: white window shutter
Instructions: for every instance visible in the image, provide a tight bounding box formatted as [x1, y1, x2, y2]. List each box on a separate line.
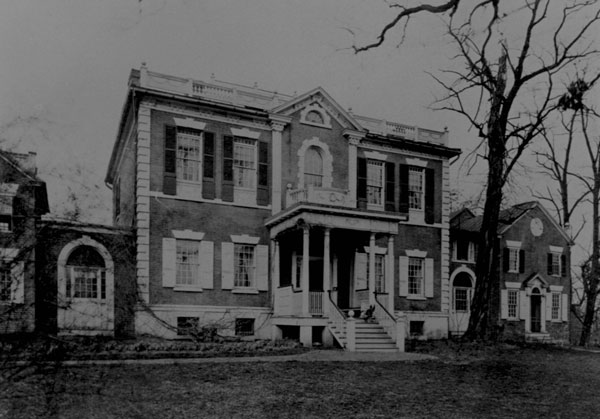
[425, 258, 434, 298]
[562, 293, 569, 322]
[355, 252, 367, 290]
[11, 261, 24, 304]
[500, 289, 508, 319]
[256, 245, 269, 291]
[399, 256, 408, 296]
[545, 292, 552, 320]
[519, 290, 528, 320]
[162, 238, 176, 287]
[199, 241, 214, 289]
[221, 242, 234, 290]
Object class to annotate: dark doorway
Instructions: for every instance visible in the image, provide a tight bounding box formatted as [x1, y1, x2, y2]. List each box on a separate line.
[530, 289, 542, 333]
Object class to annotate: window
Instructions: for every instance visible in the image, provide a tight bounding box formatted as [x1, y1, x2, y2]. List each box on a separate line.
[0, 269, 11, 302]
[304, 147, 323, 187]
[235, 318, 255, 336]
[453, 273, 473, 312]
[0, 194, 13, 232]
[408, 167, 425, 210]
[294, 254, 303, 289]
[409, 321, 424, 336]
[549, 252, 562, 276]
[455, 240, 475, 262]
[507, 289, 519, 319]
[367, 160, 384, 207]
[552, 292, 561, 320]
[408, 257, 424, 296]
[508, 248, 519, 273]
[177, 317, 199, 336]
[233, 138, 256, 189]
[176, 240, 200, 286]
[176, 128, 202, 182]
[66, 246, 106, 300]
[305, 110, 324, 125]
[234, 244, 255, 288]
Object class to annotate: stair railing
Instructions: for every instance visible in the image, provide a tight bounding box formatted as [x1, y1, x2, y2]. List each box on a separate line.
[373, 292, 405, 351]
[327, 291, 347, 348]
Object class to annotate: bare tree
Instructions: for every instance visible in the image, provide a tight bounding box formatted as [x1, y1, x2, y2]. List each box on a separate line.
[354, 0, 600, 340]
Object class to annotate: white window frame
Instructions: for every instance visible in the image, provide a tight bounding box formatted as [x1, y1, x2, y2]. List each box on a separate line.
[233, 137, 257, 190]
[508, 248, 520, 273]
[0, 192, 14, 233]
[408, 166, 425, 211]
[234, 243, 256, 289]
[176, 128, 203, 183]
[408, 257, 425, 297]
[304, 146, 324, 187]
[551, 292, 561, 321]
[453, 240, 475, 262]
[366, 160, 385, 210]
[453, 287, 470, 312]
[507, 289, 519, 320]
[550, 252, 561, 277]
[176, 240, 201, 288]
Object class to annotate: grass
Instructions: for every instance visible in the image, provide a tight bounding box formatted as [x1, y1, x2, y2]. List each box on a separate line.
[2, 344, 600, 418]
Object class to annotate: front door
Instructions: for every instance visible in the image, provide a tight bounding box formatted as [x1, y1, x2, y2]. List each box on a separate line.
[530, 294, 541, 333]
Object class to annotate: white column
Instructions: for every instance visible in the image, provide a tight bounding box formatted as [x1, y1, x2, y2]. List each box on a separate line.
[387, 235, 395, 312]
[302, 226, 310, 316]
[348, 137, 359, 206]
[323, 228, 331, 315]
[272, 239, 280, 314]
[270, 122, 285, 214]
[369, 232, 376, 306]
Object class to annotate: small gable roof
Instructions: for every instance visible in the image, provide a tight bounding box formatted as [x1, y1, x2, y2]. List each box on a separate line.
[271, 86, 364, 132]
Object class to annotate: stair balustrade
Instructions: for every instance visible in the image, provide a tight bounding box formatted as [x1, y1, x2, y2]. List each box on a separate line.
[373, 292, 405, 351]
[327, 291, 347, 348]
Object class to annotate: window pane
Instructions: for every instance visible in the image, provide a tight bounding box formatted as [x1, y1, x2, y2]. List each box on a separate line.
[375, 254, 385, 293]
[508, 290, 518, 318]
[367, 161, 384, 206]
[0, 269, 11, 301]
[552, 293, 560, 320]
[408, 167, 424, 210]
[233, 138, 256, 188]
[235, 244, 255, 288]
[509, 248, 519, 272]
[408, 257, 424, 295]
[176, 241, 199, 286]
[455, 288, 468, 311]
[176, 130, 202, 182]
[72, 267, 99, 298]
[304, 147, 323, 187]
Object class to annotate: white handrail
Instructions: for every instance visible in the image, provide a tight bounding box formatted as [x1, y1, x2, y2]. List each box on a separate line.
[327, 291, 347, 348]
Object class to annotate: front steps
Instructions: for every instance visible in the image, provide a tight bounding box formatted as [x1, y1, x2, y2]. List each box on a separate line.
[328, 319, 401, 353]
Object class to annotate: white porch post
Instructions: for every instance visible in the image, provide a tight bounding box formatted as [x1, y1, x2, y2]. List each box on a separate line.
[369, 232, 376, 306]
[272, 239, 280, 314]
[387, 235, 395, 312]
[302, 226, 310, 316]
[323, 228, 331, 315]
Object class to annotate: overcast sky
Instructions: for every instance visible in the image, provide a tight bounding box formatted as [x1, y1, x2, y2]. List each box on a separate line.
[0, 0, 597, 258]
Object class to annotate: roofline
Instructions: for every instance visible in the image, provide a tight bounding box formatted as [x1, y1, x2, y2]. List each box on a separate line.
[499, 202, 573, 245]
[366, 133, 462, 158]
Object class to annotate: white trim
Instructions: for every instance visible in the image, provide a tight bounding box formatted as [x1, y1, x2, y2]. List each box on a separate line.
[297, 137, 333, 188]
[173, 285, 203, 292]
[405, 157, 428, 167]
[173, 118, 206, 131]
[506, 240, 522, 248]
[405, 249, 427, 258]
[149, 191, 271, 210]
[231, 127, 261, 139]
[505, 281, 521, 289]
[363, 246, 388, 255]
[230, 234, 260, 245]
[549, 245, 564, 253]
[172, 230, 205, 241]
[364, 150, 388, 161]
[549, 285, 564, 292]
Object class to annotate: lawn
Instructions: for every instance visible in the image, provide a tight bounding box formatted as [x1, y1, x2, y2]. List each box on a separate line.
[2, 344, 600, 418]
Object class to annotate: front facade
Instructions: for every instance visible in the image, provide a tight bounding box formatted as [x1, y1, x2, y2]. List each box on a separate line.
[449, 202, 572, 342]
[106, 65, 461, 348]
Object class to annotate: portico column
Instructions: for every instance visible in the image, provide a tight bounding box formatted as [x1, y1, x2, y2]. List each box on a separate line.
[323, 228, 331, 315]
[387, 235, 395, 312]
[369, 232, 376, 306]
[271, 239, 280, 313]
[302, 226, 310, 316]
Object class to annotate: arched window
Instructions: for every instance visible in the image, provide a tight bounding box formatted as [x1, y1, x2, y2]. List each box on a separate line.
[304, 146, 323, 187]
[66, 246, 107, 299]
[453, 272, 473, 312]
[305, 110, 324, 125]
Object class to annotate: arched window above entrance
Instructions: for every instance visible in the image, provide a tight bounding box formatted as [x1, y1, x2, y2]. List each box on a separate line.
[65, 245, 107, 300]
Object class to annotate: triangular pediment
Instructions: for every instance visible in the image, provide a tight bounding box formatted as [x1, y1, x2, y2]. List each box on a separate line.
[271, 87, 364, 132]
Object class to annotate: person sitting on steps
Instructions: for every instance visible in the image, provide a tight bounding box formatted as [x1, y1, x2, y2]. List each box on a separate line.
[361, 305, 375, 323]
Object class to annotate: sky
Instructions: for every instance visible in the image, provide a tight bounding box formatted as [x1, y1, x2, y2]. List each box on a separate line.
[0, 0, 597, 259]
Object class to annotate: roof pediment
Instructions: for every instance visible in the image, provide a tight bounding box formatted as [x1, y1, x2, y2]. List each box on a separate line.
[271, 87, 364, 132]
